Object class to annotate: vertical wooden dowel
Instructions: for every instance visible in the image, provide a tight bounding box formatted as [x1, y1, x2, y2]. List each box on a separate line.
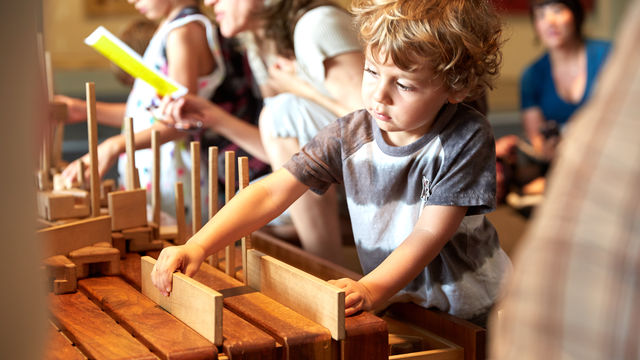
[44, 51, 54, 103]
[224, 151, 236, 276]
[151, 129, 160, 226]
[134, 168, 141, 189]
[124, 117, 136, 191]
[86, 82, 100, 217]
[238, 156, 250, 283]
[175, 182, 186, 245]
[76, 160, 85, 190]
[191, 141, 202, 237]
[207, 146, 218, 267]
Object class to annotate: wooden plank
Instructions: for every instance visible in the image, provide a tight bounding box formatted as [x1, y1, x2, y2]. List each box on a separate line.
[141, 256, 223, 345]
[80, 276, 217, 360]
[238, 157, 250, 284]
[45, 321, 86, 360]
[38, 216, 112, 258]
[224, 151, 236, 277]
[120, 252, 280, 359]
[49, 292, 156, 360]
[192, 261, 332, 359]
[191, 141, 202, 234]
[85, 82, 100, 217]
[207, 146, 219, 266]
[107, 189, 147, 231]
[124, 117, 136, 191]
[68, 245, 120, 278]
[151, 129, 161, 226]
[247, 249, 345, 340]
[37, 190, 90, 221]
[43, 255, 77, 294]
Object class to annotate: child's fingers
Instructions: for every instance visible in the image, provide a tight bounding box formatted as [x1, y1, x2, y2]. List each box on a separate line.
[151, 247, 182, 296]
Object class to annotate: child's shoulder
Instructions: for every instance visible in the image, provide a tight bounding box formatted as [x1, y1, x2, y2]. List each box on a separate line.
[441, 103, 494, 144]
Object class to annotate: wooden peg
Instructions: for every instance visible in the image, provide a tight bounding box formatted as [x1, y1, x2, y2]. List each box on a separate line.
[174, 182, 186, 245]
[76, 160, 85, 190]
[85, 82, 100, 217]
[124, 117, 136, 191]
[224, 151, 236, 276]
[151, 129, 160, 226]
[207, 146, 218, 266]
[238, 156, 250, 283]
[191, 141, 201, 235]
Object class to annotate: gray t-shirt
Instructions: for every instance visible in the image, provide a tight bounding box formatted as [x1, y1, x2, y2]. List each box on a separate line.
[284, 104, 511, 319]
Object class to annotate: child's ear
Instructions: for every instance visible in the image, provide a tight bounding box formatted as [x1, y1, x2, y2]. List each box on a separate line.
[447, 90, 468, 104]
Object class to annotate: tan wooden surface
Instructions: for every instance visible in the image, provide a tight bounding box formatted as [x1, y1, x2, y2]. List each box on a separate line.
[224, 151, 236, 276]
[85, 82, 101, 217]
[191, 141, 202, 234]
[141, 256, 223, 345]
[174, 182, 187, 245]
[151, 129, 161, 225]
[207, 146, 219, 267]
[38, 216, 112, 258]
[45, 321, 86, 360]
[247, 249, 345, 340]
[107, 189, 147, 231]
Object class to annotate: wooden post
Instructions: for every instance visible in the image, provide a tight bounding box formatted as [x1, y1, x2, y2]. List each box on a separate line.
[124, 117, 136, 191]
[207, 146, 218, 266]
[86, 82, 100, 217]
[238, 157, 250, 283]
[190, 141, 201, 235]
[175, 182, 186, 245]
[224, 151, 235, 276]
[151, 129, 160, 226]
[76, 160, 85, 190]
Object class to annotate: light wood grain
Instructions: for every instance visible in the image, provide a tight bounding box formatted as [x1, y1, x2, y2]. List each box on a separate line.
[238, 156, 250, 284]
[38, 215, 111, 258]
[140, 256, 223, 345]
[174, 182, 187, 245]
[151, 129, 160, 226]
[207, 146, 219, 267]
[224, 151, 236, 276]
[191, 141, 202, 234]
[107, 189, 147, 231]
[247, 249, 345, 340]
[85, 82, 100, 217]
[124, 117, 136, 191]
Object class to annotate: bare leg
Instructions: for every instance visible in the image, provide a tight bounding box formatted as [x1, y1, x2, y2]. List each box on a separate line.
[259, 109, 344, 265]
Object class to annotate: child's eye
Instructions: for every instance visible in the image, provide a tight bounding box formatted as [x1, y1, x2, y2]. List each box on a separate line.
[364, 67, 378, 77]
[397, 82, 414, 91]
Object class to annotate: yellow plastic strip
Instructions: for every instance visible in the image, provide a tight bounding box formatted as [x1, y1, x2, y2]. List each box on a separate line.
[84, 26, 187, 98]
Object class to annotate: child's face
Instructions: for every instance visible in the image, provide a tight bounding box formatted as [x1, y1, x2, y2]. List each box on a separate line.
[128, 0, 172, 21]
[533, 3, 577, 48]
[362, 50, 455, 146]
[205, 0, 262, 38]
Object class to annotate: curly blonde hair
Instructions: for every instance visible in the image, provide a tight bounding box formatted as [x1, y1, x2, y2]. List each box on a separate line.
[352, 0, 503, 99]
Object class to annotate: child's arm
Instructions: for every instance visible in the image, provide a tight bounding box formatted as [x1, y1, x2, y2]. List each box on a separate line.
[53, 95, 126, 127]
[151, 168, 309, 296]
[330, 205, 467, 316]
[166, 21, 214, 94]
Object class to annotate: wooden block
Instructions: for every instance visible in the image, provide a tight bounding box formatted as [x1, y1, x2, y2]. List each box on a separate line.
[124, 117, 136, 191]
[151, 129, 161, 225]
[129, 239, 163, 253]
[193, 261, 332, 358]
[247, 249, 345, 340]
[43, 255, 77, 294]
[38, 216, 112, 258]
[207, 146, 219, 267]
[100, 179, 115, 207]
[68, 245, 120, 279]
[80, 276, 217, 359]
[159, 224, 178, 241]
[111, 232, 127, 258]
[37, 190, 90, 221]
[224, 151, 236, 277]
[49, 292, 156, 359]
[86, 82, 101, 217]
[174, 182, 187, 245]
[141, 256, 223, 345]
[191, 141, 202, 234]
[107, 189, 147, 231]
[45, 321, 85, 360]
[122, 225, 152, 242]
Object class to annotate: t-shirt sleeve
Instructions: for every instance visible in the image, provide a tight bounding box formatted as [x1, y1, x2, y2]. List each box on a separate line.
[293, 6, 361, 86]
[520, 64, 540, 111]
[426, 109, 496, 215]
[282, 119, 344, 195]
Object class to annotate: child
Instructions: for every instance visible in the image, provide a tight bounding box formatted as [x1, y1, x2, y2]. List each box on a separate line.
[57, 0, 224, 221]
[152, 0, 511, 324]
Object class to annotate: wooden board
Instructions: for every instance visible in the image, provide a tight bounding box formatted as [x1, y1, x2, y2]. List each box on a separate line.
[49, 292, 156, 360]
[247, 249, 345, 340]
[37, 190, 90, 221]
[141, 256, 223, 345]
[38, 215, 111, 258]
[79, 276, 217, 359]
[119, 252, 281, 359]
[107, 189, 147, 231]
[45, 321, 85, 360]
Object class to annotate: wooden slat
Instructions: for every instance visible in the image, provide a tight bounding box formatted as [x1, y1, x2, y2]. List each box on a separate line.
[79, 276, 217, 360]
[141, 256, 223, 345]
[120, 252, 280, 359]
[49, 292, 155, 360]
[192, 261, 332, 359]
[85, 82, 100, 217]
[45, 321, 86, 360]
[38, 215, 111, 258]
[207, 146, 219, 267]
[224, 151, 236, 276]
[107, 189, 147, 231]
[175, 182, 187, 245]
[151, 129, 161, 226]
[191, 141, 202, 234]
[247, 249, 345, 340]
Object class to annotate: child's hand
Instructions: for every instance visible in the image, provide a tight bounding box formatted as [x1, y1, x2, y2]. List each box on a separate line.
[328, 278, 374, 316]
[151, 243, 206, 296]
[60, 137, 120, 186]
[159, 94, 223, 131]
[53, 95, 86, 124]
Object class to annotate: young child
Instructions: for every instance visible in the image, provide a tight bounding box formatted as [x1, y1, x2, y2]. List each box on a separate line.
[57, 0, 224, 221]
[151, 0, 511, 324]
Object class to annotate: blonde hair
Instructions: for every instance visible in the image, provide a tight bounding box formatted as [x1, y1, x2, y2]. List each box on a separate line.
[352, 0, 503, 99]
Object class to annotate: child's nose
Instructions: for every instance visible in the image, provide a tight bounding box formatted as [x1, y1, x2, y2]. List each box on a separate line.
[372, 83, 391, 105]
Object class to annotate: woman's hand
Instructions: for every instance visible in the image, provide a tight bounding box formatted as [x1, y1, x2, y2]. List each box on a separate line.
[266, 57, 314, 97]
[151, 243, 206, 296]
[159, 94, 227, 131]
[53, 95, 87, 124]
[328, 278, 375, 316]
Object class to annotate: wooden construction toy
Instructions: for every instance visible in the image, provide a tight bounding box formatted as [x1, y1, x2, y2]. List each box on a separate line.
[38, 215, 112, 259]
[68, 244, 120, 279]
[85, 82, 101, 217]
[107, 188, 147, 231]
[206, 146, 218, 267]
[37, 189, 90, 221]
[224, 150, 235, 277]
[42, 255, 77, 294]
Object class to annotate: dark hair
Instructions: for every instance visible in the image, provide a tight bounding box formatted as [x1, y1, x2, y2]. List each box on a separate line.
[530, 0, 585, 40]
[256, 0, 339, 58]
